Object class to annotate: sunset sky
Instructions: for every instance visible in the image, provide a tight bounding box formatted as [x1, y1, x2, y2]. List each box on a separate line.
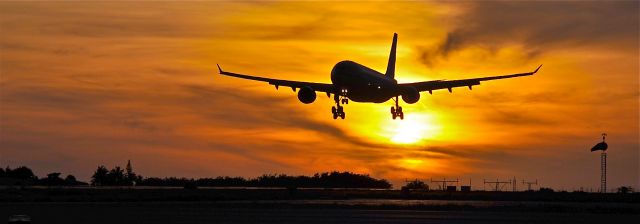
[1, 1, 638, 190]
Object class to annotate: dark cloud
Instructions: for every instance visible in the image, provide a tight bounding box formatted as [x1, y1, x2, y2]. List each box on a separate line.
[180, 84, 392, 149]
[419, 1, 639, 66]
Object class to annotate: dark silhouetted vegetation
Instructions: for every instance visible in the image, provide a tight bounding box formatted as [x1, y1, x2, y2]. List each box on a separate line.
[91, 161, 143, 186]
[0, 166, 38, 185]
[538, 187, 555, 193]
[88, 162, 391, 189]
[4, 163, 391, 189]
[136, 172, 392, 189]
[35, 172, 86, 186]
[1, 166, 37, 180]
[617, 186, 634, 194]
[401, 179, 429, 191]
[87, 161, 391, 188]
[0, 166, 86, 186]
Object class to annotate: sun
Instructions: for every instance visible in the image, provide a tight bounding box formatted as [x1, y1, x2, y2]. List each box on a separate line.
[391, 121, 424, 144]
[389, 114, 439, 144]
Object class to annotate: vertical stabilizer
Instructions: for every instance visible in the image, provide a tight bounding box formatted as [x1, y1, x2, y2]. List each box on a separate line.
[385, 33, 398, 79]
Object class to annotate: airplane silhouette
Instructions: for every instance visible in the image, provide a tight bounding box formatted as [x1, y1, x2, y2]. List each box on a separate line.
[217, 33, 541, 120]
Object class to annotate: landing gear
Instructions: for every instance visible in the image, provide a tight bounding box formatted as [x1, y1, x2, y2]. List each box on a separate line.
[391, 96, 404, 120]
[332, 89, 348, 120]
[332, 105, 345, 120]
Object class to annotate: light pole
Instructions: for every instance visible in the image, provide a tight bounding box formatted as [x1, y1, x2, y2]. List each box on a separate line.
[591, 133, 608, 193]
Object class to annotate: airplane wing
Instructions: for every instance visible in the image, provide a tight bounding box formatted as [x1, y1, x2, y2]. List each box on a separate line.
[400, 65, 542, 93]
[216, 64, 335, 93]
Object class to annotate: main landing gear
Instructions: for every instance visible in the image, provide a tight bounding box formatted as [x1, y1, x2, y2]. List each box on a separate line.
[391, 96, 404, 120]
[332, 89, 348, 119]
[332, 105, 345, 119]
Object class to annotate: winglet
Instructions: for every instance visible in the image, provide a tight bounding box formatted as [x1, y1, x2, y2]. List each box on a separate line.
[533, 64, 542, 74]
[217, 64, 223, 74]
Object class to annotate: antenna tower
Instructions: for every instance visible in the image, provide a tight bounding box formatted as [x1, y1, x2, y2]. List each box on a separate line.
[522, 179, 538, 191]
[483, 179, 512, 191]
[430, 178, 459, 190]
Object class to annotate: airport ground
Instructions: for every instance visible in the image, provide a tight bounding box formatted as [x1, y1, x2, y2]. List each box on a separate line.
[1, 188, 638, 223]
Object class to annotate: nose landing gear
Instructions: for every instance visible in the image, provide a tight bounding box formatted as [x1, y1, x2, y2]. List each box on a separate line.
[391, 96, 404, 120]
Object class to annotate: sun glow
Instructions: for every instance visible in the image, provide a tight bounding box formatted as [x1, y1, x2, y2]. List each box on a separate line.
[389, 113, 440, 144]
[399, 157, 443, 171]
[401, 158, 424, 168]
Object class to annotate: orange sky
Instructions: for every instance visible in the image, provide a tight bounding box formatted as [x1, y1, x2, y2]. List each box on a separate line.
[0, 1, 638, 190]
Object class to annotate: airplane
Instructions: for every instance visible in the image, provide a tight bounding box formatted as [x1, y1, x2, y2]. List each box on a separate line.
[217, 33, 541, 120]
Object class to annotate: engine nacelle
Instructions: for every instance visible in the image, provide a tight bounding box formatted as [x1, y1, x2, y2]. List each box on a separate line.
[401, 86, 420, 104]
[297, 86, 316, 104]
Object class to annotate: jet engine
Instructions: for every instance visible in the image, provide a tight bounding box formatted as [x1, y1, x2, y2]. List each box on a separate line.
[297, 86, 316, 104]
[401, 86, 420, 104]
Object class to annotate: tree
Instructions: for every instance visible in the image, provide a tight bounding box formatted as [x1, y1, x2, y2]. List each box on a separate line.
[65, 175, 77, 185]
[0, 167, 5, 177]
[402, 179, 429, 191]
[107, 166, 125, 185]
[617, 186, 634, 194]
[91, 166, 109, 186]
[125, 160, 137, 186]
[8, 166, 36, 180]
[538, 187, 555, 193]
[42, 172, 65, 186]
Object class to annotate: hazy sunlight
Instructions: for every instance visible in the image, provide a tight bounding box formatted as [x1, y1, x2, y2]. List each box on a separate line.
[389, 114, 439, 144]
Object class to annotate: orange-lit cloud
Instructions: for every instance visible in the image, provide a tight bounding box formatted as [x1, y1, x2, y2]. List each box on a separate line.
[0, 1, 637, 190]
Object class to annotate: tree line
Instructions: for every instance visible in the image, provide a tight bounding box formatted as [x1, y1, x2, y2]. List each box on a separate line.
[90, 161, 392, 189]
[2, 162, 636, 193]
[0, 160, 391, 189]
[134, 172, 392, 189]
[0, 166, 86, 186]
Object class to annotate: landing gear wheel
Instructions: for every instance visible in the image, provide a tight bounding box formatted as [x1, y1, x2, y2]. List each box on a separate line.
[332, 105, 345, 120]
[391, 96, 404, 120]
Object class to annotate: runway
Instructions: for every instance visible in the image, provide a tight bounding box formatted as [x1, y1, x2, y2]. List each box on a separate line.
[2, 201, 637, 224]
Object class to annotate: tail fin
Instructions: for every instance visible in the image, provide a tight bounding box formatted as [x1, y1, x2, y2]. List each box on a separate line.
[385, 33, 398, 79]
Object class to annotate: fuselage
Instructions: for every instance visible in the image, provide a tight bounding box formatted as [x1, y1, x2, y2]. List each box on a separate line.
[330, 60, 398, 103]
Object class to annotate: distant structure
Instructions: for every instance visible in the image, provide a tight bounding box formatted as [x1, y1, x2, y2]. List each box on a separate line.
[522, 179, 538, 191]
[484, 179, 511, 191]
[591, 133, 608, 193]
[460, 179, 472, 192]
[431, 178, 458, 191]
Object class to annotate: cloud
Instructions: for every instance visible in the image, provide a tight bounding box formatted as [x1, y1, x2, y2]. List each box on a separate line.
[418, 1, 639, 67]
